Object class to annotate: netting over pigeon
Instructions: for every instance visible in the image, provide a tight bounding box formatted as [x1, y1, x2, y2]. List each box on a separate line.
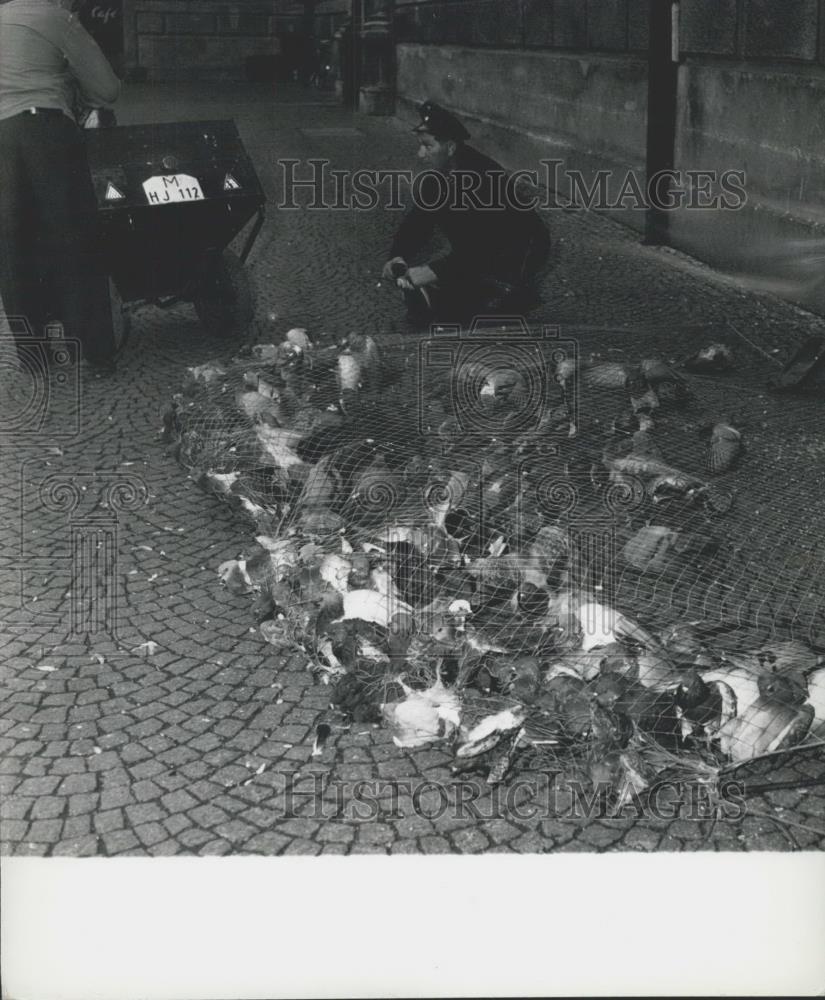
[161, 320, 825, 800]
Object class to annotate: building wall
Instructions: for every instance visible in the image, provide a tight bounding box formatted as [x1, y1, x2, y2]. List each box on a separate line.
[395, 42, 649, 233]
[123, 0, 350, 82]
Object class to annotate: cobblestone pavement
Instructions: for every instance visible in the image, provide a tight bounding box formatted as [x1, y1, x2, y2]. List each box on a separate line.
[1, 82, 824, 856]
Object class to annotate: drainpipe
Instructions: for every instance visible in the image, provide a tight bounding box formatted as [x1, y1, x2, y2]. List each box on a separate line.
[644, 0, 681, 245]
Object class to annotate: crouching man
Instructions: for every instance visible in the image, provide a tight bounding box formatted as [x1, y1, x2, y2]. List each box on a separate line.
[382, 100, 551, 326]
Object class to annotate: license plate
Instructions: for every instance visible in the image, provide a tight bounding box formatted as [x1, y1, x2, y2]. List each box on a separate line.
[142, 173, 204, 205]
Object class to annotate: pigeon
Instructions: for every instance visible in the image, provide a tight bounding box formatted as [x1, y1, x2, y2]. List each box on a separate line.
[555, 356, 629, 391]
[640, 358, 692, 406]
[255, 425, 307, 470]
[624, 367, 659, 416]
[683, 343, 733, 375]
[703, 421, 743, 474]
[675, 672, 736, 742]
[346, 332, 382, 388]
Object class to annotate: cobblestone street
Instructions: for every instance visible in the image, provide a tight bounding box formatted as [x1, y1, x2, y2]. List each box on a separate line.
[1, 82, 825, 857]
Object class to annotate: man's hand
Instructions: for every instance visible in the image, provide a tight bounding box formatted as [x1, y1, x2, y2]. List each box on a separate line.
[381, 257, 408, 282]
[405, 265, 439, 288]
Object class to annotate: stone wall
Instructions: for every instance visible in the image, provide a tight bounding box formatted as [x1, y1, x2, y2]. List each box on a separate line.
[395, 43, 649, 233]
[124, 0, 281, 81]
[123, 0, 351, 82]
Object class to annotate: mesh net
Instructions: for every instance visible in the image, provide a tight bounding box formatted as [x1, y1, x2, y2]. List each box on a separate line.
[163, 320, 825, 801]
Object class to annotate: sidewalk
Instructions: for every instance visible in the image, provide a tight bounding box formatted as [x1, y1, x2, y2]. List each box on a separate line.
[0, 83, 823, 857]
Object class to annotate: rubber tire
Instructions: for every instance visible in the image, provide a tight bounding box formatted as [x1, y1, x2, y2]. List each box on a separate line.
[109, 277, 131, 356]
[193, 249, 255, 339]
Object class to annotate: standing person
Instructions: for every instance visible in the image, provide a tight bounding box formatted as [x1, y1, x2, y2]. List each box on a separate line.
[0, 0, 121, 371]
[382, 100, 551, 325]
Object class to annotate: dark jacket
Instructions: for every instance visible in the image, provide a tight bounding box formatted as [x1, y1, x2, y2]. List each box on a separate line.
[390, 143, 549, 286]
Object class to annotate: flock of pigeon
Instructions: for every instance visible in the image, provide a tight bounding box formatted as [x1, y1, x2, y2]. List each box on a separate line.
[162, 325, 825, 796]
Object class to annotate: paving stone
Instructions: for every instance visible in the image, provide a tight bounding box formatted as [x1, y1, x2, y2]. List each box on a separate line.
[316, 822, 355, 844]
[335, 764, 379, 782]
[30, 798, 66, 821]
[67, 793, 99, 816]
[244, 831, 291, 854]
[277, 817, 321, 838]
[213, 719, 246, 738]
[622, 827, 662, 852]
[13, 842, 50, 857]
[799, 794, 825, 820]
[132, 779, 165, 802]
[450, 828, 490, 853]
[211, 765, 250, 787]
[52, 835, 100, 857]
[119, 742, 154, 764]
[1, 798, 33, 820]
[134, 822, 168, 847]
[163, 814, 192, 836]
[578, 822, 626, 850]
[1, 820, 29, 844]
[667, 819, 706, 841]
[178, 827, 215, 849]
[161, 789, 199, 813]
[125, 802, 167, 826]
[187, 734, 223, 752]
[356, 823, 395, 846]
[179, 761, 212, 780]
[101, 829, 140, 854]
[209, 795, 247, 817]
[96, 733, 129, 749]
[511, 831, 548, 853]
[188, 804, 230, 828]
[147, 839, 182, 856]
[56, 773, 98, 795]
[27, 819, 64, 843]
[63, 816, 92, 839]
[94, 809, 125, 834]
[131, 719, 165, 738]
[393, 815, 435, 838]
[15, 776, 61, 797]
[377, 760, 420, 780]
[282, 839, 322, 856]
[7, 739, 42, 757]
[484, 818, 526, 845]
[656, 834, 691, 852]
[100, 785, 135, 810]
[187, 779, 225, 801]
[390, 840, 421, 854]
[30, 707, 68, 725]
[129, 760, 167, 781]
[554, 839, 595, 853]
[22, 759, 50, 777]
[320, 843, 348, 855]
[100, 767, 133, 788]
[87, 751, 123, 772]
[214, 819, 257, 844]
[197, 839, 233, 856]
[419, 836, 452, 854]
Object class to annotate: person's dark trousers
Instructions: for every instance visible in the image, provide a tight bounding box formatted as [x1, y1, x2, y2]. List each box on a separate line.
[405, 228, 552, 327]
[0, 110, 115, 365]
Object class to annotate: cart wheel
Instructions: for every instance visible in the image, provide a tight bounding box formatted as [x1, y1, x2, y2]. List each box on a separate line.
[109, 278, 132, 356]
[193, 249, 255, 338]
